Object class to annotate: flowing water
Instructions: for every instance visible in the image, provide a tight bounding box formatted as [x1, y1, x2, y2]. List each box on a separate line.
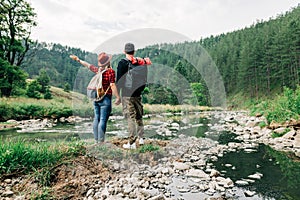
[1, 111, 300, 199]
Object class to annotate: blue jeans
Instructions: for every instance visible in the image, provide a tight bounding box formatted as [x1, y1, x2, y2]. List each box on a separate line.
[93, 96, 112, 142]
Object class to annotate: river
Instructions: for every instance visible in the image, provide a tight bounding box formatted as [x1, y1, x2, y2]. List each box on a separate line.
[1, 111, 300, 199]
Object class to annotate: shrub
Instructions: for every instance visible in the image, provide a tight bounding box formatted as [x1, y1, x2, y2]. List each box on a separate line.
[250, 86, 300, 123]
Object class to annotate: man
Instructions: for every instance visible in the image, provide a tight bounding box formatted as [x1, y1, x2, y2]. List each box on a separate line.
[117, 43, 151, 149]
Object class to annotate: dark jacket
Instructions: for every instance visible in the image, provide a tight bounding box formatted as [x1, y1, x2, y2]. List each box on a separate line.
[116, 58, 145, 97]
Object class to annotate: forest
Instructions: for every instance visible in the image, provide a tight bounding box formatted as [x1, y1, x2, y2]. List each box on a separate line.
[1, 1, 300, 107]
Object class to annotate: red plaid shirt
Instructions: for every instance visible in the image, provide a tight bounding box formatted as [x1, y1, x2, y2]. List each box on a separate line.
[89, 65, 115, 96]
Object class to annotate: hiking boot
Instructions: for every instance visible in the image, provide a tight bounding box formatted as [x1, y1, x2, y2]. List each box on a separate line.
[138, 138, 144, 145]
[123, 142, 136, 149]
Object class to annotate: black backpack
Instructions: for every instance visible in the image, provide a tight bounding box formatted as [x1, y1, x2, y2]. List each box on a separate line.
[123, 58, 148, 92]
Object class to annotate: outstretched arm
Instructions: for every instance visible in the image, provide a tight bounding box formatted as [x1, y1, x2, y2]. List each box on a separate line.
[70, 54, 91, 68]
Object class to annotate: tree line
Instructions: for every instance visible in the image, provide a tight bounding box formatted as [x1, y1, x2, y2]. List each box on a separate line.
[1, 0, 299, 106]
[200, 4, 300, 98]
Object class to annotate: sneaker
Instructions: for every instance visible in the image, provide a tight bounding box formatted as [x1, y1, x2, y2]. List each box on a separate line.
[138, 138, 144, 145]
[123, 142, 136, 149]
[130, 142, 136, 149]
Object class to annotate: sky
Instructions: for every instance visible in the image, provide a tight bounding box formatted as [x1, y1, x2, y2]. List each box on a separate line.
[28, 0, 299, 54]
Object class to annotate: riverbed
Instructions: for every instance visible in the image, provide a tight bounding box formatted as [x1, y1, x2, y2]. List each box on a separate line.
[1, 111, 300, 199]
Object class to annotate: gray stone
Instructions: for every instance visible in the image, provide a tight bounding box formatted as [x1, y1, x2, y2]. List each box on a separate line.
[178, 187, 190, 193]
[4, 179, 12, 184]
[186, 169, 210, 180]
[293, 134, 300, 148]
[2, 190, 14, 197]
[123, 184, 134, 194]
[215, 184, 226, 192]
[148, 194, 165, 200]
[86, 188, 94, 197]
[14, 195, 25, 200]
[273, 127, 287, 134]
[224, 164, 232, 167]
[246, 121, 257, 128]
[282, 130, 296, 139]
[210, 169, 220, 177]
[251, 126, 261, 134]
[147, 189, 160, 197]
[235, 180, 249, 186]
[248, 174, 262, 180]
[173, 161, 190, 171]
[87, 196, 94, 200]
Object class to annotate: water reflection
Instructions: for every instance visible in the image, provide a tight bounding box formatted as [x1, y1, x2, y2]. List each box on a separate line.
[213, 144, 300, 199]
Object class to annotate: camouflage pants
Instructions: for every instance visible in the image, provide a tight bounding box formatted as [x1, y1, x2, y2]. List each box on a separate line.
[122, 96, 144, 144]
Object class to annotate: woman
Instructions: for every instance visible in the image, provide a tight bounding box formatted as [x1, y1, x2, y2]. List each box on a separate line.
[70, 53, 121, 143]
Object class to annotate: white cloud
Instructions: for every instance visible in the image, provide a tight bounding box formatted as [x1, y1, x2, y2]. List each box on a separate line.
[28, 0, 299, 52]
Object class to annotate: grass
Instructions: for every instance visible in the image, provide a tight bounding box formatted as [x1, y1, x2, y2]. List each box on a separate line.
[0, 138, 85, 176]
[271, 128, 290, 138]
[228, 86, 300, 125]
[0, 86, 94, 121]
[138, 144, 160, 153]
[250, 87, 300, 124]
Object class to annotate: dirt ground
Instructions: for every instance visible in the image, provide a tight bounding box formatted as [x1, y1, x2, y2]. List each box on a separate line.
[10, 138, 169, 199]
[12, 156, 109, 199]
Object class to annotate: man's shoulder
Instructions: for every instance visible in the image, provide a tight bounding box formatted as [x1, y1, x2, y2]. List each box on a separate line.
[118, 58, 129, 67]
[119, 58, 128, 63]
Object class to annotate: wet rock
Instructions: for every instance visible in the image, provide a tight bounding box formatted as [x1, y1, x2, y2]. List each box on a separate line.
[224, 164, 232, 167]
[294, 152, 300, 159]
[216, 177, 234, 188]
[235, 180, 249, 186]
[244, 190, 256, 197]
[247, 172, 263, 179]
[210, 169, 220, 177]
[244, 148, 257, 153]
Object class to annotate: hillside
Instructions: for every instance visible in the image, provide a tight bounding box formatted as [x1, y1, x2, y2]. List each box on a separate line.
[0, 86, 92, 122]
[20, 5, 300, 106]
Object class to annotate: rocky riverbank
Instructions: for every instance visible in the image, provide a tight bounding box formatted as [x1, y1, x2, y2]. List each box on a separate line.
[1, 110, 299, 199]
[1, 116, 87, 132]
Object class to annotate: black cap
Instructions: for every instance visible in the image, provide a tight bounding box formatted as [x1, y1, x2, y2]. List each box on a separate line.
[124, 43, 135, 53]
